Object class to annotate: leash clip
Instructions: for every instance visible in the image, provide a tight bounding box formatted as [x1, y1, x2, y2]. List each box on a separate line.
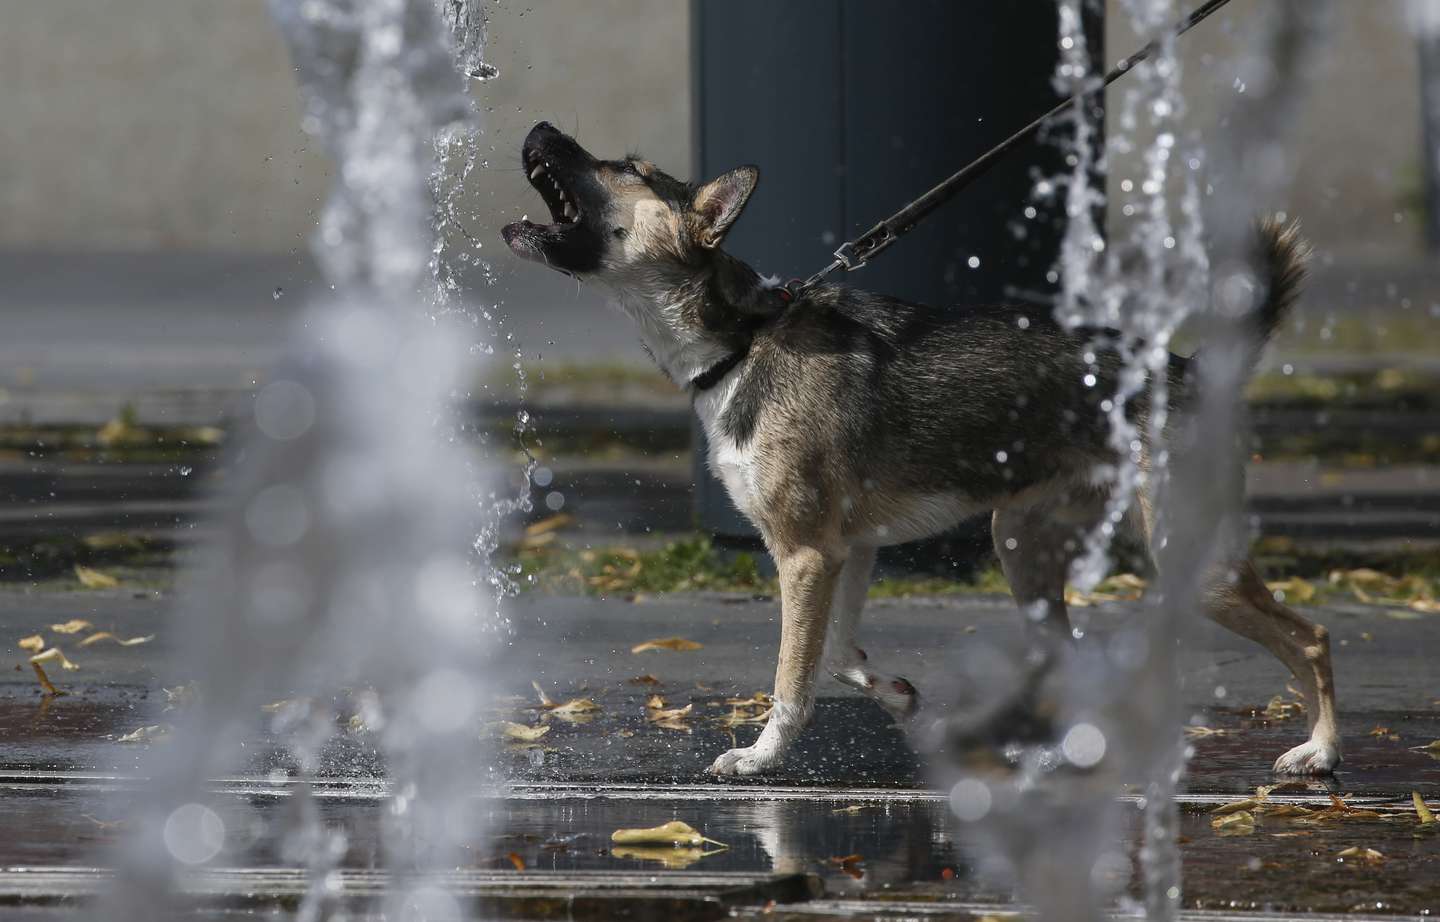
[832, 240, 866, 272]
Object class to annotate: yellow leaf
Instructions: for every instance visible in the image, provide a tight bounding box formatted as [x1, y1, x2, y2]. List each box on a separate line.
[632, 637, 702, 653]
[30, 648, 79, 671]
[1262, 804, 1314, 818]
[116, 725, 171, 744]
[646, 703, 693, 722]
[502, 721, 551, 742]
[546, 698, 600, 722]
[523, 513, 575, 537]
[73, 565, 119, 589]
[610, 845, 723, 869]
[50, 620, 93, 634]
[1211, 811, 1255, 834]
[1409, 598, 1440, 614]
[531, 680, 555, 708]
[1416, 791, 1436, 825]
[1212, 798, 1262, 815]
[77, 632, 153, 647]
[1266, 577, 1316, 603]
[832, 805, 873, 815]
[1183, 726, 1229, 738]
[18, 635, 45, 653]
[1336, 846, 1384, 863]
[611, 821, 725, 848]
[645, 695, 666, 710]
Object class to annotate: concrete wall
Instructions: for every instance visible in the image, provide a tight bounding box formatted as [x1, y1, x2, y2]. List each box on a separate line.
[0, 1, 1428, 264]
[0, 0, 690, 253]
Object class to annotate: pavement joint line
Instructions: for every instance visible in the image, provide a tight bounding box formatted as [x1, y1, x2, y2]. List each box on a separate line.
[786, 900, 1416, 922]
[0, 773, 1412, 808]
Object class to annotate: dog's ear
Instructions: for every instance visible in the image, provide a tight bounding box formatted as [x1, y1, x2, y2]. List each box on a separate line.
[692, 166, 759, 248]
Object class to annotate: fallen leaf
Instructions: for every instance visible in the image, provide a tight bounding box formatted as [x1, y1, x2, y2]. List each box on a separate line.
[632, 637, 702, 653]
[30, 661, 61, 696]
[1336, 846, 1385, 863]
[827, 853, 866, 879]
[30, 648, 79, 671]
[18, 635, 45, 653]
[628, 674, 661, 686]
[116, 725, 171, 744]
[645, 694, 666, 710]
[502, 722, 551, 742]
[1183, 726, 1230, 738]
[1266, 577, 1316, 603]
[1212, 798, 1263, 816]
[832, 805, 873, 815]
[506, 851, 526, 871]
[611, 820, 725, 848]
[162, 684, 197, 712]
[77, 632, 154, 647]
[546, 698, 601, 722]
[50, 620, 93, 634]
[73, 565, 119, 589]
[1416, 791, 1436, 826]
[1369, 726, 1392, 737]
[261, 697, 308, 714]
[1211, 811, 1256, 834]
[1262, 695, 1303, 721]
[531, 680, 555, 708]
[610, 845, 723, 869]
[524, 513, 574, 537]
[647, 703, 692, 722]
[1262, 804, 1315, 818]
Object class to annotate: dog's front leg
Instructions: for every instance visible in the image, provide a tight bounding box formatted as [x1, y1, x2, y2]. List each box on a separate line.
[709, 545, 843, 776]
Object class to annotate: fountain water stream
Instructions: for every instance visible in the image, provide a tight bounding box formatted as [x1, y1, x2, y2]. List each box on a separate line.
[103, 1, 502, 918]
[938, 2, 1332, 920]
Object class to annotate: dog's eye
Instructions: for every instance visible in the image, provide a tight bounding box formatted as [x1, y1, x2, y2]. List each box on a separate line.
[621, 160, 645, 178]
[613, 227, 628, 239]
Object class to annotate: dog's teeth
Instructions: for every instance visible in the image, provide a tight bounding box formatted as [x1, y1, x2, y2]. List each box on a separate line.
[564, 203, 578, 221]
[529, 165, 544, 180]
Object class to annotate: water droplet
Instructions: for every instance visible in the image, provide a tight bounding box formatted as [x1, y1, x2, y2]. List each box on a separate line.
[273, 287, 284, 300]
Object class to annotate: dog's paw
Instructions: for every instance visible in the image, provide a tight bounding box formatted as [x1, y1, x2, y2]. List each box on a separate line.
[874, 676, 921, 721]
[708, 745, 778, 777]
[1273, 737, 1341, 775]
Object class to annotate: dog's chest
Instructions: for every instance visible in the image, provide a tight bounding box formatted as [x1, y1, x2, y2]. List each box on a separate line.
[695, 382, 764, 519]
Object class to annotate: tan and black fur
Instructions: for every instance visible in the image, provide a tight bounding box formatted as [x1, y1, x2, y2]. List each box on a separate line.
[503, 122, 1339, 777]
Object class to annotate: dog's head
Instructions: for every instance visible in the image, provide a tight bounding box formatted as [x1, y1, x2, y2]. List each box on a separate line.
[501, 122, 758, 285]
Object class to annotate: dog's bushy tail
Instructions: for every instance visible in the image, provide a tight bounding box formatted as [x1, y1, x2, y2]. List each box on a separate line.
[1250, 215, 1311, 343]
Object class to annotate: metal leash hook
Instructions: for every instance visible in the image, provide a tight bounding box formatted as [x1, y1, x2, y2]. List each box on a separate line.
[788, 0, 1238, 298]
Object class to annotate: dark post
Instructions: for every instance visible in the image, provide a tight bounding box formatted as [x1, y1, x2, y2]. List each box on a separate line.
[691, 1, 1102, 570]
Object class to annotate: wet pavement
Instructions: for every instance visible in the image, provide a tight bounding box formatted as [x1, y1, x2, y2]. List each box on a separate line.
[3, 589, 1439, 917]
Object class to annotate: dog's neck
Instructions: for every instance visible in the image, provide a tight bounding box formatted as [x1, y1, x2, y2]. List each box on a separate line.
[600, 251, 785, 388]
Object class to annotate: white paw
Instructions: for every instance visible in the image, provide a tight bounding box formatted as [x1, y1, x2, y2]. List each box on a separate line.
[708, 745, 778, 776]
[1273, 737, 1341, 775]
[875, 676, 921, 721]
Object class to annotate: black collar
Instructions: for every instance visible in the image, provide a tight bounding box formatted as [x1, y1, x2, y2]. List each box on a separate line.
[689, 341, 751, 392]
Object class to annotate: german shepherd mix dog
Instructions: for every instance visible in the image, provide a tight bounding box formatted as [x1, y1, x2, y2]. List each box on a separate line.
[502, 122, 1340, 778]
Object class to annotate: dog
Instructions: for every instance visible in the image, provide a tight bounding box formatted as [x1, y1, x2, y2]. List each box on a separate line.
[501, 121, 1340, 778]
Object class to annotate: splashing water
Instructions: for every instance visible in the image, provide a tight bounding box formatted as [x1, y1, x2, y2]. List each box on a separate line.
[104, 0, 504, 917]
[938, 3, 1332, 921]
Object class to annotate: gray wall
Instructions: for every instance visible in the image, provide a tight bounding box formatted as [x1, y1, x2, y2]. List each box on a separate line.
[0, 0, 690, 254]
[0, 1, 1429, 265]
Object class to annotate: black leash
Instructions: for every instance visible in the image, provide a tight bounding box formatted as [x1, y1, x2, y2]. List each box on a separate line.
[789, 0, 1237, 295]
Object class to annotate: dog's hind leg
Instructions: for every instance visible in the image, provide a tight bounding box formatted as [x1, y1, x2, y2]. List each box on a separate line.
[1203, 561, 1341, 774]
[823, 544, 921, 719]
[709, 543, 844, 776]
[992, 507, 1080, 641]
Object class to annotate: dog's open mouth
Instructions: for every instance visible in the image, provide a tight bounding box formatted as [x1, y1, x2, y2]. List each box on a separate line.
[501, 122, 604, 274]
[525, 152, 583, 227]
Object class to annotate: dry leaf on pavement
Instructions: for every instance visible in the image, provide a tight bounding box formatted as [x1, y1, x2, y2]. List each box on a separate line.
[1211, 811, 1256, 835]
[1336, 846, 1385, 863]
[18, 635, 45, 653]
[116, 725, 172, 744]
[611, 820, 725, 848]
[73, 565, 119, 589]
[78, 632, 154, 647]
[631, 637, 702, 653]
[1415, 791, 1436, 825]
[50, 620, 93, 634]
[501, 722, 551, 742]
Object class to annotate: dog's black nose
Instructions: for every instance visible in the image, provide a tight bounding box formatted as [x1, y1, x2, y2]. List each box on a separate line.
[533, 121, 557, 134]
